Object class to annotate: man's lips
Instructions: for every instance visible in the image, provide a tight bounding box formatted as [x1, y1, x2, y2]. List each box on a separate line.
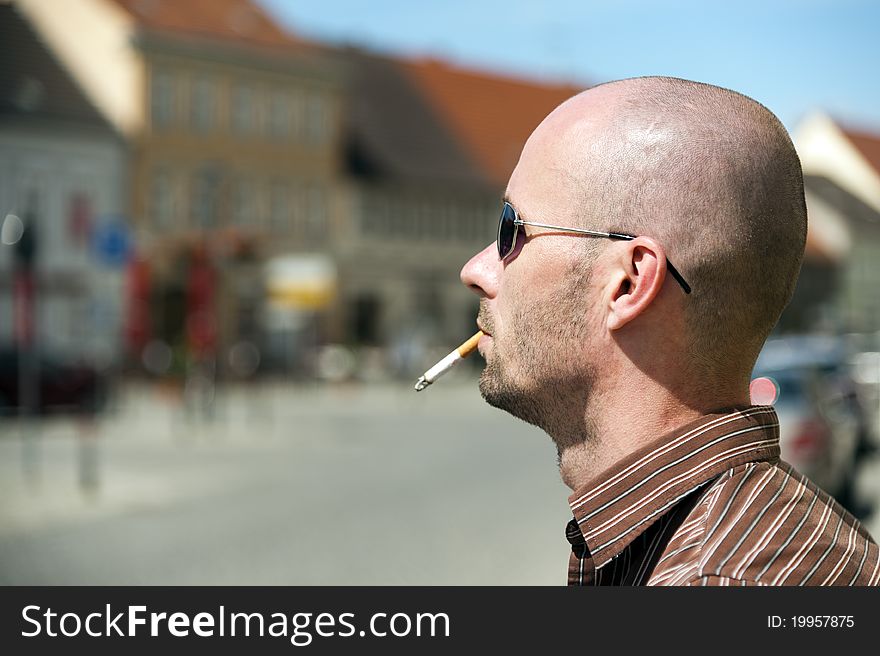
[477, 323, 492, 337]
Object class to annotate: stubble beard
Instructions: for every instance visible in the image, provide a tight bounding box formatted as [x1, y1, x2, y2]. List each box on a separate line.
[478, 274, 599, 451]
[479, 348, 598, 450]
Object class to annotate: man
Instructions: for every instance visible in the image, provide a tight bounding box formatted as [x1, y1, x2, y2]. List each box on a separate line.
[460, 76, 879, 586]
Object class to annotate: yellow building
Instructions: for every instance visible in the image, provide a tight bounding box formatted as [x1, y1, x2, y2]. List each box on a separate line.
[16, 0, 345, 373]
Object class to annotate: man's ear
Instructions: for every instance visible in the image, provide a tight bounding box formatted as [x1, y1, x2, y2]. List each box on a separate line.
[606, 237, 668, 332]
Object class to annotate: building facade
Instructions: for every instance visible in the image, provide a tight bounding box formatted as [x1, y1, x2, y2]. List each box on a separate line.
[13, 0, 586, 379]
[336, 52, 581, 376]
[131, 24, 345, 374]
[793, 112, 880, 334]
[16, 0, 345, 375]
[0, 4, 128, 365]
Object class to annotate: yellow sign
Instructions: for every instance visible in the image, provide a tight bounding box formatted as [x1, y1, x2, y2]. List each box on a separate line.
[267, 284, 335, 309]
[265, 255, 336, 310]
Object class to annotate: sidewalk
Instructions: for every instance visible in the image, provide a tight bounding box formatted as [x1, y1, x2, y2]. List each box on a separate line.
[0, 379, 487, 537]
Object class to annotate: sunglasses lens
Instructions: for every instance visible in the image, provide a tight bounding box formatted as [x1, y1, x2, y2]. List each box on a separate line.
[497, 203, 516, 259]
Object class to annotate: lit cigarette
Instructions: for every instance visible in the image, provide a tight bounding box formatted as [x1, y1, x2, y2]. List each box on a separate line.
[414, 331, 484, 392]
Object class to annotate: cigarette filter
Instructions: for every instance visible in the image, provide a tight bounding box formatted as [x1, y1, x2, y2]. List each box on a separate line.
[413, 331, 483, 392]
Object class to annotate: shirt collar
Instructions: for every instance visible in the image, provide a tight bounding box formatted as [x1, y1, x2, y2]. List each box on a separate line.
[567, 405, 780, 569]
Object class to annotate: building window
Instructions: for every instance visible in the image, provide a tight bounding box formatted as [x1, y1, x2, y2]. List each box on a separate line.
[306, 92, 326, 144]
[191, 76, 217, 133]
[151, 69, 174, 129]
[390, 199, 407, 238]
[464, 203, 481, 242]
[150, 169, 173, 228]
[67, 191, 93, 249]
[444, 204, 457, 242]
[455, 205, 469, 242]
[192, 166, 221, 229]
[254, 87, 268, 137]
[286, 179, 303, 235]
[376, 196, 390, 236]
[476, 204, 491, 241]
[233, 177, 255, 226]
[270, 181, 289, 232]
[256, 180, 271, 228]
[424, 201, 441, 239]
[445, 202, 459, 241]
[307, 184, 326, 237]
[461, 204, 473, 241]
[290, 90, 305, 141]
[440, 204, 453, 240]
[359, 195, 374, 235]
[232, 84, 254, 135]
[270, 91, 291, 139]
[417, 202, 434, 240]
[362, 194, 389, 236]
[327, 99, 336, 143]
[464, 210, 475, 242]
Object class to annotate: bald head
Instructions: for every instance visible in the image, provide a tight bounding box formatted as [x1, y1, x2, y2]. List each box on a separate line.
[537, 77, 807, 382]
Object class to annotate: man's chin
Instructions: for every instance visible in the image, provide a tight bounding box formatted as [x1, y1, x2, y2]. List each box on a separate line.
[479, 367, 532, 420]
[478, 375, 500, 408]
[478, 367, 513, 410]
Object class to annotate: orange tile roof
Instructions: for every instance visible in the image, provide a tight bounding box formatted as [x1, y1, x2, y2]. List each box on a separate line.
[841, 127, 880, 177]
[108, 0, 307, 51]
[345, 51, 489, 186]
[399, 58, 584, 188]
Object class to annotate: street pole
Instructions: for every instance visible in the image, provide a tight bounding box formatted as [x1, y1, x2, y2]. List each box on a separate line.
[14, 203, 40, 486]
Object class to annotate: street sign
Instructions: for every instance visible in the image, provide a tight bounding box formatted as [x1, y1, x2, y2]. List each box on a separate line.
[92, 217, 130, 267]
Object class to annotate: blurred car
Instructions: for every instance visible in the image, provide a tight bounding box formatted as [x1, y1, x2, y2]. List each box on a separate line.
[750, 335, 869, 513]
[0, 346, 108, 417]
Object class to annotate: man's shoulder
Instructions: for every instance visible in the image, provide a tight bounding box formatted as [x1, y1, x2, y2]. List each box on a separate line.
[653, 460, 879, 586]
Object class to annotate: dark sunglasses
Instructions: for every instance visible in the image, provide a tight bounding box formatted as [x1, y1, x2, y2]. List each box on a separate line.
[497, 201, 692, 294]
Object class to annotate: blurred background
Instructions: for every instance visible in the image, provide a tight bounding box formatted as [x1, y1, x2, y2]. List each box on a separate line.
[1, 0, 879, 584]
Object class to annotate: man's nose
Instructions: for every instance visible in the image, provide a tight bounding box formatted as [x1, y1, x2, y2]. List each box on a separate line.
[460, 243, 500, 299]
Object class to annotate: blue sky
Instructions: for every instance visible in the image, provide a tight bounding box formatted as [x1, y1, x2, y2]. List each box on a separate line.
[259, 0, 880, 132]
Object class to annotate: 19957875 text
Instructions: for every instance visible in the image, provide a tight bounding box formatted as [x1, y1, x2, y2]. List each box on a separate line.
[767, 615, 854, 629]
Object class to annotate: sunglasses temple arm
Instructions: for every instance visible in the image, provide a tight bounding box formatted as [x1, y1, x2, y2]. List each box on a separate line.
[666, 260, 692, 294]
[506, 214, 692, 293]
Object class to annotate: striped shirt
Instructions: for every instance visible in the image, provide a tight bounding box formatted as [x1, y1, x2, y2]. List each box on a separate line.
[566, 406, 880, 586]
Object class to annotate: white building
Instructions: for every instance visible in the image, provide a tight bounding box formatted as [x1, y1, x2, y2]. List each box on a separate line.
[0, 4, 128, 363]
[793, 112, 880, 333]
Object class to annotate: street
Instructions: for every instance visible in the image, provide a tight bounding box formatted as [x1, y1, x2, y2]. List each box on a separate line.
[1, 380, 879, 585]
[0, 380, 571, 585]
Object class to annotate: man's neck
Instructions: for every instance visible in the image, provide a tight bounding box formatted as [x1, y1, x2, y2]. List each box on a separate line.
[556, 383, 748, 492]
